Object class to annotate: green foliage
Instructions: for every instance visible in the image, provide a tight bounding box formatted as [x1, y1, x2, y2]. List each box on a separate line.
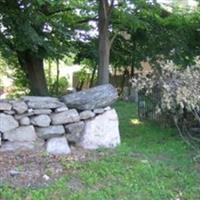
[80, 58, 95, 74]
[74, 58, 97, 89]
[6, 67, 29, 98]
[0, 0, 80, 95]
[48, 76, 69, 96]
[76, 68, 89, 84]
[74, 40, 98, 65]
[0, 54, 29, 98]
[0, 0, 98, 94]
[0, 0, 79, 59]
[110, 1, 200, 70]
[1, 0, 200, 95]
[1, 101, 200, 199]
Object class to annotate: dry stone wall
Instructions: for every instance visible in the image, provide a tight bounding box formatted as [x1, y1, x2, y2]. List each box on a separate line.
[0, 84, 120, 155]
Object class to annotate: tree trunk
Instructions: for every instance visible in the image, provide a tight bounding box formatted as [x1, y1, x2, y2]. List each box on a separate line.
[89, 65, 97, 88]
[120, 68, 129, 96]
[131, 38, 136, 77]
[97, 0, 110, 85]
[131, 58, 135, 78]
[56, 58, 60, 95]
[48, 59, 52, 86]
[17, 51, 48, 96]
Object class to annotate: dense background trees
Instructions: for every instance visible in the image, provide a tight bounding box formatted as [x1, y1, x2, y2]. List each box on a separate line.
[0, 0, 83, 95]
[0, 0, 200, 96]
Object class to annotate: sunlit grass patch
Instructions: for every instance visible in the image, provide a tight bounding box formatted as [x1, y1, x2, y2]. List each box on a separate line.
[130, 118, 143, 125]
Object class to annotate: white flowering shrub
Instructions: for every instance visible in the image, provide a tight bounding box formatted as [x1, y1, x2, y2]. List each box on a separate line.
[131, 61, 200, 119]
[132, 62, 200, 149]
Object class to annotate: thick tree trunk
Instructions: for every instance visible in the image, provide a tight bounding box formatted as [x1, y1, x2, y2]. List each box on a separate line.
[97, 0, 110, 85]
[17, 51, 48, 96]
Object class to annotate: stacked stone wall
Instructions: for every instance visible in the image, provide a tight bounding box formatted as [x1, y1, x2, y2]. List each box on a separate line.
[0, 84, 120, 154]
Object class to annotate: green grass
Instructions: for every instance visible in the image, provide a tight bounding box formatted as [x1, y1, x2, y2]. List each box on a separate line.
[1, 101, 200, 200]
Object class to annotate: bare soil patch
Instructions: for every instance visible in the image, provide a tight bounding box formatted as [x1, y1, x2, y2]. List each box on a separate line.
[0, 147, 109, 188]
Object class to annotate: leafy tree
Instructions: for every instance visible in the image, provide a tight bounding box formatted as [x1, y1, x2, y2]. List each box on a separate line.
[1, 0, 200, 96]
[0, 0, 77, 95]
[110, 0, 200, 72]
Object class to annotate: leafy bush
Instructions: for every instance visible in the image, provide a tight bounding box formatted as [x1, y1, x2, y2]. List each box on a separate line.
[132, 61, 200, 118]
[132, 61, 200, 149]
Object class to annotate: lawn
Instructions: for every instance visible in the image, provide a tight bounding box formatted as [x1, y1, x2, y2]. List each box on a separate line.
[1, 101, 200, 200]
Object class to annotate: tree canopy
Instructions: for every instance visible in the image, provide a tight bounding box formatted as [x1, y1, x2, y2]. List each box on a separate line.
[0, 0, 200, 95]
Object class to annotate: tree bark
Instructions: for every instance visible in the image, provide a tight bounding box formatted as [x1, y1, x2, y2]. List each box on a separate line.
[89, 65, 97, 88]
[17, 51, 48, 96]
[56, 58, 60, 95]
[120, 68, 129, 96]
[97, 0, 110, 85]
[48, 59, 52, 86]
[131, 39, 136, 77]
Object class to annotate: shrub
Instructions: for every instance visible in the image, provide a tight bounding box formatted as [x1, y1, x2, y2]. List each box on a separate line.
[131, 61, 200, 118]
[131, 61, 200, 148]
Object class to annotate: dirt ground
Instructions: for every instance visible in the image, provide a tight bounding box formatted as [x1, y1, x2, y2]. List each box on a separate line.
[0, 147, 107, 188]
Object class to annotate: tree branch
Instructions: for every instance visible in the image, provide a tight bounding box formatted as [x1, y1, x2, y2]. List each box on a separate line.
[109, 31, 119, 49]
[108, 0, 115, 16]
[102, 0, 108, 20]
[75, 15, 98, 24]
[41, 7, 73, 16]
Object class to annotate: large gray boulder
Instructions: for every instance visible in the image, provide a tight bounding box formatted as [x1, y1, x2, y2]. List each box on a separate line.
[79, 109, 120, 149]
[0, 113, 19, 132]
[61, 84, 118, 110]
[4, 125, 37, 142]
